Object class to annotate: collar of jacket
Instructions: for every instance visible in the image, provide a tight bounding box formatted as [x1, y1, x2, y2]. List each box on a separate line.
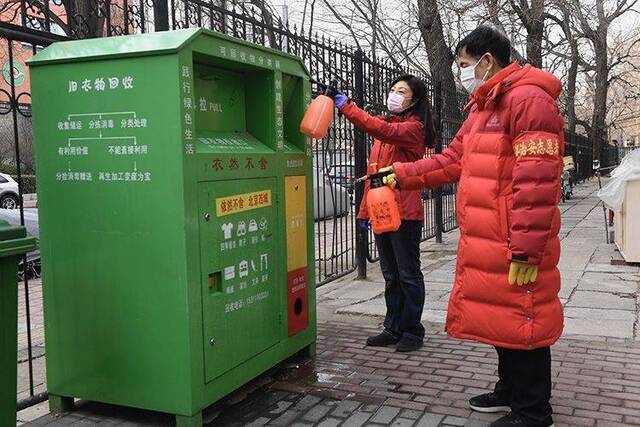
[387, 110, 419, 122]
[464, 61, 524, 112]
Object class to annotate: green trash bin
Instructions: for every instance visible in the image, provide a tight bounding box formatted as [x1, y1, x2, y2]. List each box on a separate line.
[0, 221, 36, 427]
[28, 29, 316, 426]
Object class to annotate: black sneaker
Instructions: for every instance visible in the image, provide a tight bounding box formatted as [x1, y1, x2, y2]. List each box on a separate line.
[490, 412, 554, 427]
[366, 331, 399, 347]
[395, 336, 423, 352]
[469, 392, 510, 413]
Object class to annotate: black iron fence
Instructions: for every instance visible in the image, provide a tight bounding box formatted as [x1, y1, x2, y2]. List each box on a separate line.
[565, 131, 596, 183]
[617, 145, 637, 162]
[0, 0, 619, 412]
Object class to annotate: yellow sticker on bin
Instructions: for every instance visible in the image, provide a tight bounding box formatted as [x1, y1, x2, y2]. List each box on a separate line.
[216, 190, 272, 217]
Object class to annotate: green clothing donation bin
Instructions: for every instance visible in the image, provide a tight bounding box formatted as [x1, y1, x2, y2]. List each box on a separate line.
[0, 221, 36, 427]
[28, 29, 316, 426]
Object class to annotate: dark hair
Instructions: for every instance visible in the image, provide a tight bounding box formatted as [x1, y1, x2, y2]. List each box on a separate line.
[389, 74, 436, 148]
[455, 25, 511, 67]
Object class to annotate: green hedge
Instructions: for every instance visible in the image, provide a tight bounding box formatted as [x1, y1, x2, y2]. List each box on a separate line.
[0, 165, 37, 195]
[0, 164, 17, 175]
[10, 175, 36, 195]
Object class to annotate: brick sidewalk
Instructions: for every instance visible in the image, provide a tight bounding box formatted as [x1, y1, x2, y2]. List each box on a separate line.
[25, 321, 640, 426]
[21, 178, 640, 426]
[269, 322, 640, 426]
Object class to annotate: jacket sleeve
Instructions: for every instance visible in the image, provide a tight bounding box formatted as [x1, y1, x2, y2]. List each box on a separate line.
[356, 180, 370, 219]
[391, 119, 468, 189]
[508, 95, 564, 265]
[341, 102, 425, 148]
[420, 163, 462, 189]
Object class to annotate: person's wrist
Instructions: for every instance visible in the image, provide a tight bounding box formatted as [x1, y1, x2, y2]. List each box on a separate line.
[335, 93, 349, 109]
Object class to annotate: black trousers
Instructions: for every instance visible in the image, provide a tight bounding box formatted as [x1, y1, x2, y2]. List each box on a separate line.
[374, 220, 425, 342]
[494, 346, 553, 426]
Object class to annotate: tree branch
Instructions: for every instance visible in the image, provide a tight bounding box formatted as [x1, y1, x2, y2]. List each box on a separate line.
[320, 0, 362, 50]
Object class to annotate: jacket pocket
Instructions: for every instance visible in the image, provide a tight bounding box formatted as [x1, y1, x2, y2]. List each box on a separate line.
[499, 196, 509, 242]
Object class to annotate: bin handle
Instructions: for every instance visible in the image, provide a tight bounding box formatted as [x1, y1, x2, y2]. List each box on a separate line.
[207, 271, 222, 292]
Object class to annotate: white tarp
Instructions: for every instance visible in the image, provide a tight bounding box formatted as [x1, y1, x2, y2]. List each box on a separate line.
[598, 149, 640, 211]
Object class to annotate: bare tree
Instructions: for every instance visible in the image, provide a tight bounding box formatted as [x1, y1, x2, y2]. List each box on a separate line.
[509, 0, 545, 67]
[545, 0, 582, 132]
[482, 0, 527, 62]
[603, 31, 640, 142]
[417, 0, 460, 119]
[247, 0, 278, 47]
[0, 0, 109, 37]
[62, 0, 106, 38]
[314, 0, 428, 74]
[569, 0, 639, 159]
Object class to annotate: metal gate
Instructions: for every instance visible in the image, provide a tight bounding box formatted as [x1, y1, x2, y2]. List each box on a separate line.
[1, 0, 609, 412]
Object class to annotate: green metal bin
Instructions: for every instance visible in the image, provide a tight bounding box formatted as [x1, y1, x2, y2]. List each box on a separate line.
[0, 221, 36, 427]
[28, 29, 316, 426]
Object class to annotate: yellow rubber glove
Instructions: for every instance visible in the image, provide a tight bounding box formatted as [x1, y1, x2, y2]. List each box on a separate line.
[378, 166, 397, 188]
[508, 261, 538, 286]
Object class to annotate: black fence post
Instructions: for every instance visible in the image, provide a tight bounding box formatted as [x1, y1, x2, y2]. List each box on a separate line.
[434, 82, 444, 243]
[353, 49, 367, 279]
[154, 0, 170, 31]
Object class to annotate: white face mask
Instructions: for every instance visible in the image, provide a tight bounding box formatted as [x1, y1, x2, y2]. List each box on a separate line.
[459, 55, 491, 93]
[386, 92, 409, 113]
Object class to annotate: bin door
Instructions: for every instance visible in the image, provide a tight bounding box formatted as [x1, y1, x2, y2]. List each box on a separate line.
[199, 178, 280, 383]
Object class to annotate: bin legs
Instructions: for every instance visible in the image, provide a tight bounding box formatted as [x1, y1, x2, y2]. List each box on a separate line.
[302, 342, 316, 358]
[48, 394, 75, 413]
[176, 412, 202, 427]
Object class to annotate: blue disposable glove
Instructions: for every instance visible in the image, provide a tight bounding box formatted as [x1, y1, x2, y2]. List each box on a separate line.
[334, 92, 349, 110]
[357, 219, 370, 230]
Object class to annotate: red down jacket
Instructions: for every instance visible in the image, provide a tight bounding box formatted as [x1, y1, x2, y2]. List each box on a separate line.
[393, 62, 565, 350]
[340, 102, 426, 221]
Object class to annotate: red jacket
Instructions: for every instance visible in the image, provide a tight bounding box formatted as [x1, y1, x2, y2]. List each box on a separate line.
[393, 62, 565, 350]
[341, 102, 426, 221]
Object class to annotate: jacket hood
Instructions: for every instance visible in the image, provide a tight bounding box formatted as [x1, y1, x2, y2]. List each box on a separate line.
[468, 62, 563, 110]
[507, 64, 563, 100]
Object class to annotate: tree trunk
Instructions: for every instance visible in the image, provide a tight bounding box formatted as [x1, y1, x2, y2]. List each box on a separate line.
[484, 0, 527, 63]
[565, 51, 578, 133]
[557, 2, 579, 133]
[591, 37, 609, 160]
[416, 0, 460, 121]
[525, 0, 545, 67]
[249, 0, 277, 48]
[154, 0, 170, 32]
[62, 0, 105, 38]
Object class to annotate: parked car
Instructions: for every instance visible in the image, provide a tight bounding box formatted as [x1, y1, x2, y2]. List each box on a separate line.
[313, 166, 350, 220]
[327, 163, 355, 194]
[0, 173, 20, 209]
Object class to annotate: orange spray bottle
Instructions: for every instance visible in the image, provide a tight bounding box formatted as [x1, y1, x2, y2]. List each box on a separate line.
[366, 170, 401, 234]
[300, 81, 338, 140]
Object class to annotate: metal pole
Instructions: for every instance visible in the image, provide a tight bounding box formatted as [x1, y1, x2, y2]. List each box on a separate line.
[434, 82, 444, 243]
[17, 392, 48, 411]
[8, 39, 33, 395]
[353, 49, 367, 279]
[596, 170, 610, 244]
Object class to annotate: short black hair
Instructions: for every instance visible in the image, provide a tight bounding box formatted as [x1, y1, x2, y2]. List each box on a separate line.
[455, 26, 511, 67]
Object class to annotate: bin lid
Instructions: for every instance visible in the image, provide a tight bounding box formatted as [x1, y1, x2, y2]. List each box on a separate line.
[28, 28, 308, 75]
[0, 220, 36, 257]
[0, 220, 27, 240]
[28, 28, 201, 66]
